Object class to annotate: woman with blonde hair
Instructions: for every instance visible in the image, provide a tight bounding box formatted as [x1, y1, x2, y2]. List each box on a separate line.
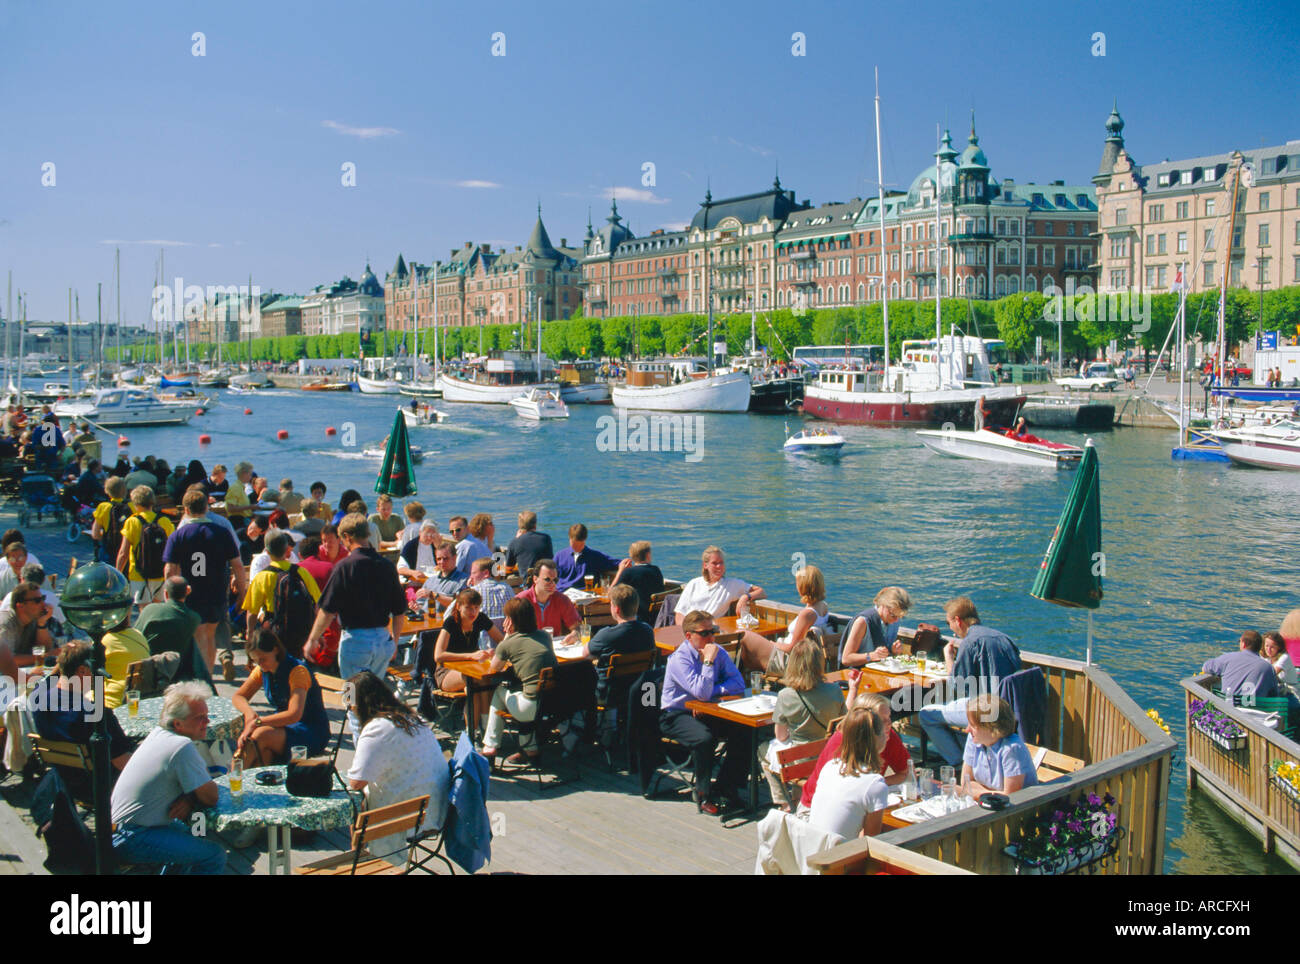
[840, 585, 913, 668]
[807, 705, 890, 838]
[759, 635, 845, 810]
[744, 564, 830, 675]
[1280, 610, 1300, 668]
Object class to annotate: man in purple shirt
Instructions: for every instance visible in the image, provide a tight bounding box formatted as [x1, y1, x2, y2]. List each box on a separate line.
[554, 523, 622, 591]
[660, 609, 747, 815]
[1202, 630, 1279, 701]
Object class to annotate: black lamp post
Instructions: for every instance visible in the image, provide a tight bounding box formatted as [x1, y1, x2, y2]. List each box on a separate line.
[59, 562, 133, 875]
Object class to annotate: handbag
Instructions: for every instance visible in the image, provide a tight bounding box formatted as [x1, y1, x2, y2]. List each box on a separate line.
[286, 757, 333, 798]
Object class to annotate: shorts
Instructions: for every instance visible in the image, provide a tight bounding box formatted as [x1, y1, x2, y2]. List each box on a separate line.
[187, 597, 228, 625]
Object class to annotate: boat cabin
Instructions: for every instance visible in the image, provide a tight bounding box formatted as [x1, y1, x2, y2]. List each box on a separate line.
[890, 335, 995, 392]
[625, 358, 708, 388]
[556, 360, 600, 386]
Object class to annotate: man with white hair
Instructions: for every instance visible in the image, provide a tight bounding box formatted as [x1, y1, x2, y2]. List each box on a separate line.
[109, 681, 225, 873]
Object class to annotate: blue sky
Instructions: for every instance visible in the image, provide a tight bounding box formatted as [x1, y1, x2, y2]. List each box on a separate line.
[1, 0, 1297, 324]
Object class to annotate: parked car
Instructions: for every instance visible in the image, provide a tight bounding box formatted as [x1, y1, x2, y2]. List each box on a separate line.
[1055, 362, 1121, 392]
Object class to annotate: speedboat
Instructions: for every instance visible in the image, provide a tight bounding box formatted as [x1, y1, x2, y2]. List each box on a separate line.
[157, 388, 217, 413]
[401, 404, 448, 427]
[783, 426, 845, 455]
[52, 388, 194, 427]
[509, 388, 570, 420]
[1209, 420, 1300, 470]
[302, 378, 352, 392]
[915, 426, 1084, 468]
[361, 441, 424, 463]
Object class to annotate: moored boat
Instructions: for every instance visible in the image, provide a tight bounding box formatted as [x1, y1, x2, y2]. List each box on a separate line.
[1021, 394, 1116, 430]
[302, 378, 352, 392]
[915, 426, 1084, 468]
[357, 374, 403, 395]
[52, 388, 194, 427]
[509, 388, 570, 420]
[611, 359, 750, 413]
[1208, 420, 1300, 470]
[436, 351, 559, 404]
[556, 361, 611, 404]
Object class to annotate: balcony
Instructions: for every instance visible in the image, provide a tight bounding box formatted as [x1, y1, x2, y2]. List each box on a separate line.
[658, 267, 679, 279]
[1063, 263, 1093, 274]
[793, 278, 818, 289]
[947, 231, 994, 243]
[587, 296, 607, 307]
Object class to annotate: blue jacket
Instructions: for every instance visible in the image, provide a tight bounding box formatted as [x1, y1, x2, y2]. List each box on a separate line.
[951, 624, 1021, 697]
[445, 731, 492, 874]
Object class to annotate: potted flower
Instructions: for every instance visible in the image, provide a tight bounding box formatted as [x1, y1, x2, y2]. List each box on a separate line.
[1146, 708, 1171, 736]
[1270, 759, 1300, 808]
[1188, 698, 1247, 752]
[1004, 793, 1121, 875]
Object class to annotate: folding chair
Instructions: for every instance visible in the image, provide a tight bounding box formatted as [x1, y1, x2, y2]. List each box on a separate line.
[595, 649, 656, 770]
[296, 795, 453, 875]
[26, 734, 95, 811]
[495, 666, 564, 789]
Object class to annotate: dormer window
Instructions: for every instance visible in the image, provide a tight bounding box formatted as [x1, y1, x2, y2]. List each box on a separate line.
[1180, 170, 1193, 184]
[1158, 173, 1172, 186]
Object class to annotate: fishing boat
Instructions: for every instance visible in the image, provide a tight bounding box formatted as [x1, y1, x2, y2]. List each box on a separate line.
[357, 374, 403, 395]
[436, 351, 559, 404]
[401, 403, 448, 427]
[1208, 420, 1300, 470]
[611, 359, 751, 413]
[556, 361, 611, 404]
[509, 388, 570, 420]
[302, 378, 352, 392]
[783, 426, 845, 454]
[915, 426, 1084, 468]
[230, 370, 273, 389]
[52, 388, 193, 427]
[731, 353, 804, 413]
[197, 369, 231, 389]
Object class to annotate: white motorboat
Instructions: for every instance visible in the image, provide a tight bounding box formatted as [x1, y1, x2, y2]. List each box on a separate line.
[401, 404, 448, 427]
[157, 388, 217, 413]
[53, 388, 194, 427]
[783, 427, 845, 454]
[509, 388, 569, 420]
[915, 426, 1085, 468]
[361, 442, 424, 463]
[1209, 420, 1300, 470]
[357, 374, 403, 395]
[611, 359, 750, 413]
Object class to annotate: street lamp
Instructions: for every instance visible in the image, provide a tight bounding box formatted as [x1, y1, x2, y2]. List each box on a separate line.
[59, 562, 133, 875]
[1252, 259, 1266, 332]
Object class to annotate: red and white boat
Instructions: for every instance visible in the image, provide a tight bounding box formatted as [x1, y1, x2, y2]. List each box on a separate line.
[802, 335, 1025, 427]
[916, 426, 1085, 468]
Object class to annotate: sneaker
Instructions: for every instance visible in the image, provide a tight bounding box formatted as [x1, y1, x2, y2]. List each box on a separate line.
[220, 651, 236, 683]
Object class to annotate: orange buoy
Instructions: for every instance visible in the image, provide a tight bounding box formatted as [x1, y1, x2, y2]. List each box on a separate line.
[199, 434, 212, 444]
[117, 435, 129, 447]
[277, 429, 289, 440]
[243, 408, 252, 415]
[325, 426, 337, 436]
[195, 408, 204, 416]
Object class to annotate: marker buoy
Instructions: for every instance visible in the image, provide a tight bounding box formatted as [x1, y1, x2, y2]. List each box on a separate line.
[199, 434, 212, 444]
[117, 435, 129, 447]
[277, 429, 289, 440]
[243, 408, 253, 415]
[195, 408, 204, 416]
[325, 426, 337, 436]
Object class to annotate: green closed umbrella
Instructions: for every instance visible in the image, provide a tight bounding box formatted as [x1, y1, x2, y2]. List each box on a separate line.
[375, 408, 417, 498]
[1030, 441, 1102, 662]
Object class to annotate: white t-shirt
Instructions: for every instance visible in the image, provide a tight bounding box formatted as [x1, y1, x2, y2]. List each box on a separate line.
[808, 765, 889, 840]
[676, 575, 749, 618]
[0, 551, 44, 599]
[347, 717, 450, 866]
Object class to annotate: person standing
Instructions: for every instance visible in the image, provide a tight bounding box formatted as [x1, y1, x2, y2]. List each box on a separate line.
[90, 476, 132, 565]
[115, 485, 174, 605]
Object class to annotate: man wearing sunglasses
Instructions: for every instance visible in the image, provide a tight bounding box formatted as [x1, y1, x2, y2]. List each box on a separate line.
[0, 581, 56, 680]
[660, 609, 747, 815]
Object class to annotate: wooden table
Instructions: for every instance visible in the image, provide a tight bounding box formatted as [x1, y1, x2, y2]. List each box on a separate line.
[114, 695, 242, 744]
[654, 615, 787, 655]
[443, 646, 593, 745]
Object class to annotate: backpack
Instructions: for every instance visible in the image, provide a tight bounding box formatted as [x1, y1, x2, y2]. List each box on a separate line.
[31, 769, 96, 874]
[133, 511, 169, 581]
[270, 564, 316, 657]
[102, 499, 133, 561]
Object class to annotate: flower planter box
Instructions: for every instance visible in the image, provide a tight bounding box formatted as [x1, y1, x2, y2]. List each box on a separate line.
[1005, 832, 1118, 876]
[1191, 718, 1247, 753]
[1271, 775, 1300, 810]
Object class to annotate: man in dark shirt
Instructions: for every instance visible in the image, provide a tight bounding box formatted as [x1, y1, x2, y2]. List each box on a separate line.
[1202, 630, 1280, 701]
[135, 577, 212, 690]
[505, 509, 553, 577]
[611, 540, 665, 624]
[238, 515, 268, 567]
[585, 584, 655, 718]
[305, 514, 407, 736]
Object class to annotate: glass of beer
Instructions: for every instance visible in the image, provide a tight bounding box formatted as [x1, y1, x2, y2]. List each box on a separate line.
[584, 575, 595, 592]
[580, 622, 591, 646]
[230, 758, 244, 796]
[31, 645, 45, 673]
[291, 745, 308, 762]
[127, 690, 140, 717]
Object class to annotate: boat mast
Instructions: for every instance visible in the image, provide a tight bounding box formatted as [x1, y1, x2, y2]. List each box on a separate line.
[704, 186, 714, 376]
[114, 248, 122, 371]
[431, 261, 439, 380]
[535, 293, 542, 381]
[16, 294, 25, 403]
[5, 271, 11, 392]
[97, 283, 103, 389]
[1176, 263, 1187, 448]
[934, 123, 943, 345]
[69, 289, 76, 394]
[1218, 164, 1244, 420]
[875, 68, 890, 377]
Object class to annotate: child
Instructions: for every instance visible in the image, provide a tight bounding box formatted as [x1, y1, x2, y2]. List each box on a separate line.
[962, 694, 1038, 799]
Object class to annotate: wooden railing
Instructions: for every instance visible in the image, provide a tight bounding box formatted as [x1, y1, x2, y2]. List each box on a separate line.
[807, 651, 1176, 875]
[1182, 673, 1300, 865]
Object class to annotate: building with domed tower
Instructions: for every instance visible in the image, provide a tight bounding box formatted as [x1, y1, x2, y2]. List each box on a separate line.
[847, 117, 1098, 305]
[1092, 102, 1300, 297]
[300, 263, 386, 336]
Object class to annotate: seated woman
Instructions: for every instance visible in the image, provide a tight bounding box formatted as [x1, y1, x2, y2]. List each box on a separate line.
[1264, 630, 1300, 705]
[346, 671, 450, 866]
[798, 690, 911, 815]
[961, 694, 1038, 799]
[231, 628, 331, 766]
[839, 586, 912, 667]
[747, 565, 829, 676]
[759, 636, 845, 810]
[331, 489, 362, 527]
[675, 546, 770, 672]
[481, 597, 558, 765]
[807, 705, 891, 839]
[425, 588, 503, 728]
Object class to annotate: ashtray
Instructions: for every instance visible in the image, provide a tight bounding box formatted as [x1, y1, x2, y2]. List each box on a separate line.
[255, 770, 283, 787]
[978, 792, 1010, 811]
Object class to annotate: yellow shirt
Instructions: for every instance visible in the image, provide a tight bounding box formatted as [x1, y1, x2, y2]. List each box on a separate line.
[92, 497, 124, 533]
[103, 627, 151, 709]
[119, 509, 176, 581]
[243, 558, 321, 618]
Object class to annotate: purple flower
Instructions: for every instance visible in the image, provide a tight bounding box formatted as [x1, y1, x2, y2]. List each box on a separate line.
[1087, 793, 1102, 807]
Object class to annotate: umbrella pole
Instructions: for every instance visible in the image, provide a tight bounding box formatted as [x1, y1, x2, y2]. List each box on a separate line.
[1086, 609, 1093, 666]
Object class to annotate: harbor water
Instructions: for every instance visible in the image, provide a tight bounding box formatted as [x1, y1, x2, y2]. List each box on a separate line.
[49, 385, 1300, 874]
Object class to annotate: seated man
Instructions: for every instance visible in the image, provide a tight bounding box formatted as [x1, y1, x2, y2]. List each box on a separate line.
[292, 499, 326, 538]
[0, 580, 57, 680]
[1201, 630, 1279, 701]
[918, 597, 1021, 767]
[466, 556, 513, 625]
[109, 681, 225, 874]
[134, 577, 212, 689]
[102, 614, 152, 709]
[554, 523, 621, 591]
[506, 510, 553, 577]
[659, 609, 747, 815]
[611, 540, 665, 625]
[585, 584, 655, 730]
[515, 559, 580, 643]
[368, 494, 403, 551]
[397, 520, 440, 577]
[29, 641, 133, 796]
[414, 541, 468, 611]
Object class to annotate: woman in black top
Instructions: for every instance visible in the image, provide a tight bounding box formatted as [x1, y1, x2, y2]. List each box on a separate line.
[429, 588, 502, 724]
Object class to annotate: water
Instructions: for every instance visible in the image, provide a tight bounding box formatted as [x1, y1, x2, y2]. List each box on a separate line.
[67, 384, 1300, 873]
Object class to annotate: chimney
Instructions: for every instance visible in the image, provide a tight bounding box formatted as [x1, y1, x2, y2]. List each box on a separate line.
[464, 241, 472, 249]
[560, 238, 567, 247]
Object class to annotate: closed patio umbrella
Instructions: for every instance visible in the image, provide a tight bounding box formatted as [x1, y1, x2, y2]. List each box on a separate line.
[374, 408, 417, 498]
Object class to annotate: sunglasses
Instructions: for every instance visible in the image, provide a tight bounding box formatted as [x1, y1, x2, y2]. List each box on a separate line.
[17, 596, 41, 605]
[692, 627, 718, 637]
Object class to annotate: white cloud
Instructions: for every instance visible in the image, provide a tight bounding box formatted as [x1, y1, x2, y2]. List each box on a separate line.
[602, 186, 670, 205]
[322, 119, 400, 139]
[725, 136, 773, 157]
[456, 179, 502, 189]
[99, 239, 193, 247]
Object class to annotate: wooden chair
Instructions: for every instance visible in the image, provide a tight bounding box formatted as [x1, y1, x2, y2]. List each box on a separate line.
[773, 737, 829, 794]
[296, 795, 452, 875]
[715, 632, 742, 665]
[595, 649, 656, 768]
[495, 666, 564, 788]
[1023, 743, 1085, 783]
[124, 660, 149, 697]
[26, 733, 95, 807]
[646, 590, 674, 624]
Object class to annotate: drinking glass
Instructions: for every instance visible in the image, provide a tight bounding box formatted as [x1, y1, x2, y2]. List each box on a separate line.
[917, 768, 934, 799]
[942, 782, 958, 814]
[127, 690, 141, 717]
[580, 622, 592, 646]
[31, 646, 45, 673]
[291, 745, 308, 762]
[899, 779, 917, 802]
[749, 672, 764, 697]
[584, 575, 595, 592]
[940, 765, 955, 786]
[230, 758, 244, 796]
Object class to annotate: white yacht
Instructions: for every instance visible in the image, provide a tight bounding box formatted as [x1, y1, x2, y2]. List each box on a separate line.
[1210, 420, 1300, 470]
[509, 388, 570, 420]
[53, 388, 194, 427]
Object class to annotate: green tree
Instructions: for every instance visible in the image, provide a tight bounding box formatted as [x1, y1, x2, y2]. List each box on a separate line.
[994, 293, 1045, 352]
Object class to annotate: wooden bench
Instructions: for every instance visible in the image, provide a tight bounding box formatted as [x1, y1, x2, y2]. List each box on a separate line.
[297, 795, 451, 875]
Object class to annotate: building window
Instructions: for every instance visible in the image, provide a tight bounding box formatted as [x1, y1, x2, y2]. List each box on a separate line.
[1146, 235, 1156, 257]
[1110, 269, 1127, 288]
[869, 255, 877, 273]
[1115, 208, 1127, 226]
[1067, 223, 1076, 236]
[1204, 228, 1215, 252]
[1260, 192, 1271, 211]
[891, 254, 899, 271]
[996, 219, 1006, 235]
[1176, 201, 1189, 219]
[857, 283, 864, 301]
[1145, 268, 1154, 290]
[1026, 221, 1035, 236]
[1261, 258, 1271, 284]
[1043, 248, 1055, 266]
[1204, 262, 1216, 286]
[1149, 204, 1165, 222]
[857, 256, 865, 272]
[1025, 275, 1036, 292]
[1027, 247, 1037, 266]
[1044, 222, 1054, 236]
[1157, 266, 1168, 288]
[1176, 231, 1187, 254]
[995, 247, 1006, 265]
[1260, 223, 1271, 246]
[1205, 198, 1216, 217]
[1296, 220, 1300, 244]
[1158, 234, 1167, 255]
[1294, 256, 1300, 283]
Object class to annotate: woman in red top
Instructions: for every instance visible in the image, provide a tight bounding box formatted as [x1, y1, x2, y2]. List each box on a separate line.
[799, 687, 912, 814]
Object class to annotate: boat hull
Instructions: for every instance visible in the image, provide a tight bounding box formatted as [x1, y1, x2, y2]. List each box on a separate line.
[611, 371, 751, 413]
[560, 382, 611, 404]
[749, 376, 805, 413]
[436, 374, 560, 404]
[357, 376, 402, 395]
[916, 428, 1081, 468]
[803, 386, 1024, 427]
[1212, 435, 1300, 470]
[1021, 396, 1115, 429]
[53, 402, 192, 427]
